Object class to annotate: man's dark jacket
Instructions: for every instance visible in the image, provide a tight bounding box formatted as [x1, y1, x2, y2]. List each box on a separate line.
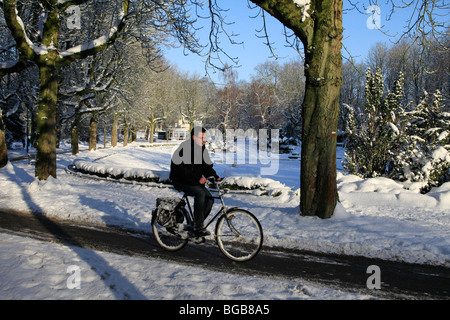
[170, 139, 219, 186]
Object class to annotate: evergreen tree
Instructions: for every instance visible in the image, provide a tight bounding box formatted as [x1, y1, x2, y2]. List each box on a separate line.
[344, 68, 405, 178]
[397, 90, 450, 188]
[342, 103, 359, 175]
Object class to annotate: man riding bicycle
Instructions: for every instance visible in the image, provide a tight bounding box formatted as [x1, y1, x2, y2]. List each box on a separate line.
[169, 126, 222, 238]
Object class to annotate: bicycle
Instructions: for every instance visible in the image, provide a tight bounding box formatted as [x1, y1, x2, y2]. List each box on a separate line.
[151, 177, 263, 262]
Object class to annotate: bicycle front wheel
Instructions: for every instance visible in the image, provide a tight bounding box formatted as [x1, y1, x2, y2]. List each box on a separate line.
[215, 209, 263, 262]
[152, 210, 188, 251]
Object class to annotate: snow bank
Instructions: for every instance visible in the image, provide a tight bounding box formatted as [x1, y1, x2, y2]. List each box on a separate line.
[337, 172, 450, 209]
[73, 159, 170, 183]
[222, 176, 298, 201]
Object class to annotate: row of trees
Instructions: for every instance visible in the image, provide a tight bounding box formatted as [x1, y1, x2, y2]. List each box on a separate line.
[1, 39, 305, 149]
[3, 33, 448, 147]
[0, 0, 304, 157]
[340, 37, 449, 121]
[4, 33, 449, 183]
[2, 22, 449, 181]
[84, 33, 448, 152]
[0, 0, 205, 179]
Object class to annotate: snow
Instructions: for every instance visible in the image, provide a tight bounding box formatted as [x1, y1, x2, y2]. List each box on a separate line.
[387, 122, 400, 135]
[293, 0, 311, 22]
[432, 146, 450, 162]
[1, 139, 449, 300]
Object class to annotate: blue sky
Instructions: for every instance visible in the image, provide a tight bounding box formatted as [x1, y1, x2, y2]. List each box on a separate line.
[163, 1, 419, 83]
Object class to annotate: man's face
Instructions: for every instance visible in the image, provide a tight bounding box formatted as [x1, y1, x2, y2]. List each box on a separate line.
[193, 132, 206, 147]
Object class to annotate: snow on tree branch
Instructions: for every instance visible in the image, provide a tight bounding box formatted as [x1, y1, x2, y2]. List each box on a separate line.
[58, 2, 128, 60]
[292, 0, 311, 22]
[13, 6, 50, 56]
[1, 0, 129, 72]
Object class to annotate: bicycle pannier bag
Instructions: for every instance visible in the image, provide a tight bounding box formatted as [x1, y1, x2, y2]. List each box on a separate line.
[155, 198, 185, 227]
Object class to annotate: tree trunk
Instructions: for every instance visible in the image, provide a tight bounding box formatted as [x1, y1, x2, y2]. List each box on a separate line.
[89, 113, 98, 151]
[123, 126, 128, 147]
[301, 52, 341, 218]
[111, 115, 119, 147]
[35, 56, 58, 179]
[71, 113, 80, 155]
[103, 121, 107, 149]
[34, 1, 59, 180]
[301, 1, 342, 218]
[0, 113, 8, 168]
[149, 111, 156, 143]
[251, 0, 343, 218]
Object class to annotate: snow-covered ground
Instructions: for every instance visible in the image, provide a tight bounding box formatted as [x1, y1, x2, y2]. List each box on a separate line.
[1, 139, 449, 300]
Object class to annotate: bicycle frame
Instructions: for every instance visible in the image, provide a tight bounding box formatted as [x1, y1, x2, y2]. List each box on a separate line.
[180, 178, 230, 230]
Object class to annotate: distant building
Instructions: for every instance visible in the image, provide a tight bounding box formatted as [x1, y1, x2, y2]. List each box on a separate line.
[159, 119, 190, 141]
[168, 127, 189, 140]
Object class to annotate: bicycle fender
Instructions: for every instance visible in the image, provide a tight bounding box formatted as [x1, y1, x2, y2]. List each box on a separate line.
[225, 207, 251, 214]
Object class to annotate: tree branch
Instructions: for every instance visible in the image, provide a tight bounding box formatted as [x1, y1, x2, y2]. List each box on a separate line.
[249, 0, 313, 46]
[1, 0, 36, 64]
[57, 0, 130, 66]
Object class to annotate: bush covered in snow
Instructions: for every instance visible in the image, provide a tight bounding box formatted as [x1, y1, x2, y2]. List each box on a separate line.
[394, 90, 450, 191]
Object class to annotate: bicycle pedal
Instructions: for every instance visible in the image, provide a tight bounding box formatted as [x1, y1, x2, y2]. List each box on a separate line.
[191, 236, 205, 244]
[177, 231, 190, 239]
[165, 227, 177, 235]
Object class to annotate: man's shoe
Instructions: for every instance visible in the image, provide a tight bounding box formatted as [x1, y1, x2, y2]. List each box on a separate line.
[190, 227, 210, 238]
[194, 229, 211, 237]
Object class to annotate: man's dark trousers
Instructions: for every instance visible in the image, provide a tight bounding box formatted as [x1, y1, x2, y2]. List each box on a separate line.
[173, 183, 214, 230]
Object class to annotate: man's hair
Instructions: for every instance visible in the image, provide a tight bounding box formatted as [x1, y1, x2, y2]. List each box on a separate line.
[191, 126, 206, 138]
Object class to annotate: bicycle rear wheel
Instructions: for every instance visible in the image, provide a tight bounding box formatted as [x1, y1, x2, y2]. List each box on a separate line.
[215, 209, 263, 262]
[152, 210, 188, 251]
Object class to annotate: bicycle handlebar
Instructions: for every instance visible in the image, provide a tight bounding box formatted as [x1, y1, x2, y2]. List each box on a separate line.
[206, 176, 224, 183]
[206, 176, 226, 192]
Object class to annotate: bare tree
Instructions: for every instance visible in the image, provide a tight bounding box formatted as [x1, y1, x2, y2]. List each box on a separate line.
[278, 58, 305, 138]
[1, 0, 130, 179]
[177, 72, 213, 129]
[215, 66, 241, 130]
